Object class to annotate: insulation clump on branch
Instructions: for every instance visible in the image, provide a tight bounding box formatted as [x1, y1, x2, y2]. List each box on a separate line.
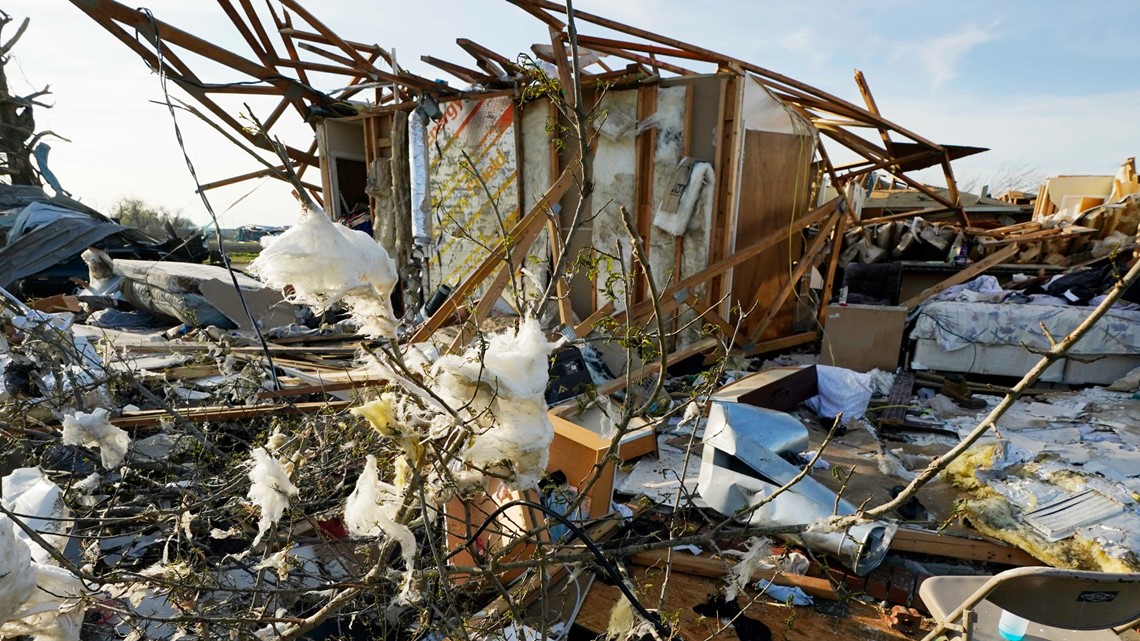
[433, 318, 561, 491]
[247, 447, 299, 546]
[249, 204, 398, 337]
[345, 455, 417, 601]
[60, 408, 131, 469]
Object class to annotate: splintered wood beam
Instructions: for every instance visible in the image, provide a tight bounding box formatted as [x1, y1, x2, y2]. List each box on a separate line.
[503, 0, 566, 29]
[575, 34, 714, 63]
[745, 211, 840, 344]
[901, 243, 1020, 309]
[940, 154, 969, 227]
[411, 168, 575, 343]
[512, 0, 945, 151]
[547, 28, 576, 108]
[198, 163, 296, 191]
[275, 9, 314, 90]
[420, 55, 496, 85]
[853, 69, 894, 157]
[835, 150, 941, 183]
[816, 182, 849, 328]
[277, 27, 391, 63]
[456, 38, 517, 76]
[571, 41, 693, 76]
[215, 0, 267, 60]
[69, 0, 324, 103]
[278, 0, 382, 77]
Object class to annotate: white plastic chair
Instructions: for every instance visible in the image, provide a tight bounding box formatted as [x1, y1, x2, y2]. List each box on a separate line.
[920, 566, 1140, 640]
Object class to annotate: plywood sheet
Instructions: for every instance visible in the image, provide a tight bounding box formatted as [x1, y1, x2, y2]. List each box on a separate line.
[732, 130, 814, 340]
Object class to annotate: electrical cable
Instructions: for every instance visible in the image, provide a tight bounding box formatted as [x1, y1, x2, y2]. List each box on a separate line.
[137, 6, 280, 390]
[446, 498, 669, 638]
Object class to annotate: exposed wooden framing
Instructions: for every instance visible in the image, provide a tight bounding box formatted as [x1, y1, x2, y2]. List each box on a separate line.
[572, 301, 616, 337]
[421, 55, 496, 85]
[853, 69, 894, 158]
[615, 198, 839, 328]
[632, 84, 657, 302]
[512, 0, 948, 150]
[901, 243, 1020, 309]
[575, 34, 710, 63]
[569, 40, 694, 77]
[547, 28, 576, 107]
[456, 38, 519, 76]
[411, 169, 575, 343]
[815, 205, 849, 329]
[447, 208, 552, 352]
[745, 210, 840, 344]
[277, 27, 392, 62]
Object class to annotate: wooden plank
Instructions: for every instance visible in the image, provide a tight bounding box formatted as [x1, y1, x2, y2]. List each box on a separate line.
[629, 549, 838, 600]
[901, 243, 1020, 309]
[890, 527, 1044, 566]
[745, 210, 838, 344]
[632, 84, 657, 303]
[742, 330, 818, 357]
[547, 27, 576, 107]
[411, 168, 574, 343]
[447, 207, 551, 352]
[95, 400, 351, 430]
[816, 196, 850, 329]
[573, 301, 615, 337]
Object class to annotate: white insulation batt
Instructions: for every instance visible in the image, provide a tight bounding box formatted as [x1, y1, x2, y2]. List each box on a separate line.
[60, 408, 130, 469]
[250, 204, 398, 337]
[591, 90, 638, 310]
[247, 447, 299, 546]
[345, 455, 417, 600]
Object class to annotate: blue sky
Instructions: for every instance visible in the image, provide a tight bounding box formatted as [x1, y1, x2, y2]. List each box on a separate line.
[4, 0, 1138, 226]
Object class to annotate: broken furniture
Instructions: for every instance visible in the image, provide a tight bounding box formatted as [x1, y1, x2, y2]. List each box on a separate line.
[444, 482, 549, 586]
[710, 364, 817, 412]
[697, 401, 896, 575]
[920, 567, 1140, 641]
[547, 408, 657, 519]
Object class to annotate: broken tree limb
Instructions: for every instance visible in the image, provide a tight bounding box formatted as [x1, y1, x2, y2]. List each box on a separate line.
[857, 253, 1140, 521]
[630, 549, 838, 600]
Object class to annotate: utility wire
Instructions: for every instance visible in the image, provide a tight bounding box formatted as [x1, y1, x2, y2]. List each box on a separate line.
[137, 6, 280, 390]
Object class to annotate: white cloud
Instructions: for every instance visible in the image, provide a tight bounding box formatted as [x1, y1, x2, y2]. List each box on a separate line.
[779, 26, 832, 64]
[896, 21, 1001, 90]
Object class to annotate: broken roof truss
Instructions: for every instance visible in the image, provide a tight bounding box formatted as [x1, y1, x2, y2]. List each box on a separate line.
[70, 0, 981, 227]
